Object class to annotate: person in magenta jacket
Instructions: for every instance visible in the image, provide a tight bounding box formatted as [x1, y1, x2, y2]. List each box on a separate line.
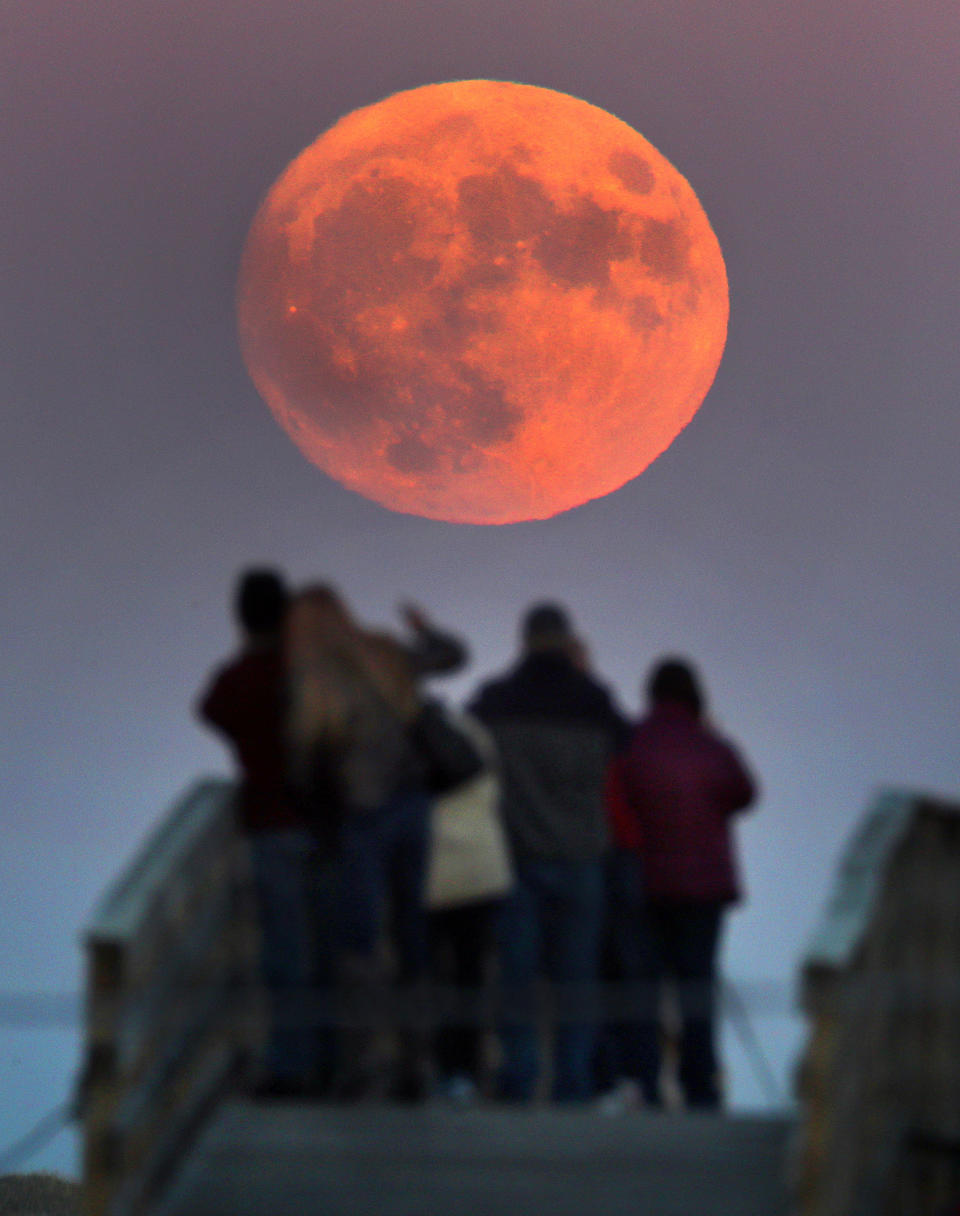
[605, 658, 757, 1109]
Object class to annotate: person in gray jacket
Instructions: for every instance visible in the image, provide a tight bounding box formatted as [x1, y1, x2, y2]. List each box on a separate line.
[469, 604, 629, 1101]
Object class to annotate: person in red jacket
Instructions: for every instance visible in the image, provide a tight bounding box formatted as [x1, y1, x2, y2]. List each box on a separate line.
[606, 658, 757, 1109]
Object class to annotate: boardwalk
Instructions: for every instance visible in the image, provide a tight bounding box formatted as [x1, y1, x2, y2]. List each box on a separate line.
[156, 1104, 793, 1216]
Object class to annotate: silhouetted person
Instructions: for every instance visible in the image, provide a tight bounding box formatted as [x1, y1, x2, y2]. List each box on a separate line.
[426, 712, 510, 1105]
[606, 658, 757, 1109]
[285, 586, 468, 1102]
[470, 604, 629, 1102]
[200, 569, 293, 836]
[198, 567, 329, 1097]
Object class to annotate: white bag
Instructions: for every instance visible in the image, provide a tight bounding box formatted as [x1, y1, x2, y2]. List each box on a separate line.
[425, 713, 513, 909]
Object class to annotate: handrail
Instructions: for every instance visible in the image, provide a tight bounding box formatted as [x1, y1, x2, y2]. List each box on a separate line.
[78, 779, 259, 1216]
[86, 782, 234, 946]
[77, 778, 960, 1215]
[792, 787, 960, 1216]
[800, 788, 918, 975]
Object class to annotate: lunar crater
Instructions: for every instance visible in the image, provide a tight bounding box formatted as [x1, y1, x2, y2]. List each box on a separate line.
[608, 148, 656, 195]
[456, 165, 556, 248]
[388, 432, 439, 474]
[533, 195, 633, 288]
[639, 218, 691, 282]
[626, 295, 665, 331]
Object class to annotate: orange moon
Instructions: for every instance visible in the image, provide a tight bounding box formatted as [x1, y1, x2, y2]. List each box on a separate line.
[237, 81, 728, 524]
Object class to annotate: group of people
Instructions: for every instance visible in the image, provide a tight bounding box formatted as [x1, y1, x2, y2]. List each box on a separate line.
[198, 567, 757, 1111]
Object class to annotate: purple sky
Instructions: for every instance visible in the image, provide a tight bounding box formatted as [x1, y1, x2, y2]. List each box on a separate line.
[2, 0, 958, 1173]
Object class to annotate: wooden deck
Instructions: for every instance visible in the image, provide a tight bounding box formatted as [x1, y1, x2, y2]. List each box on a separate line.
[155, 1103, 794, 1216]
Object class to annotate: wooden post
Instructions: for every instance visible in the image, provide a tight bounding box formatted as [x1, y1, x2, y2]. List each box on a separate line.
[793, 790, 960, 1215]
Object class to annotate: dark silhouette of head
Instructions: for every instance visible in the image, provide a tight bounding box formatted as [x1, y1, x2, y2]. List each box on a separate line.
[234, 568, 289, 640]
[647, 658, 704, 717]
[522, 602, 575, 653]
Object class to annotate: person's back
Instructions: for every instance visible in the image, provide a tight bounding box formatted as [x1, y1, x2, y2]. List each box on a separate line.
[285, 592, 468, 818]
[198, 568, 334, 1097]
[285, 585, 469, 1102]
[618, 700, 754, 903]
[470, 611, 628, 865]
[198, 568, 301, 834]
[606, 657, 757, 1110]
[469, 604, 629, 1103]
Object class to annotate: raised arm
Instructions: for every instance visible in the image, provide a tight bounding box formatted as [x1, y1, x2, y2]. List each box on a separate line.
[399, 603, 469, 678]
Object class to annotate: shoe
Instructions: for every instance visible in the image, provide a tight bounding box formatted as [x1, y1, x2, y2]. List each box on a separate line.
[439, 1074, 478, 1107]
[596, 1078, 642, 1116]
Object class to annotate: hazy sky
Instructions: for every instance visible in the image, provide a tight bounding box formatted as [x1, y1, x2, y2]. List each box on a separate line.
[2, 0, 958, 1175]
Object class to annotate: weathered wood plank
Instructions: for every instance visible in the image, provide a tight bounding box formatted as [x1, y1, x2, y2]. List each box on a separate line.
[85, 781, 235, 948]
[802, 788, 918, 975]
[79, 780, 255, 1216]
[86, 876, 242, 1084]
[154, 1105, 793, 1216]
[795, 788, 960, 1216]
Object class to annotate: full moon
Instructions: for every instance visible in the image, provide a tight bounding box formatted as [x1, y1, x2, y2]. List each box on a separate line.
[237, 81, 728, 524]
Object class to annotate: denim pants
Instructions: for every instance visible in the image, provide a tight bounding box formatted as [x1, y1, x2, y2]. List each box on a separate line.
[249, 828, 339, 1084]
[338, 788, 431, 982]
[497, 857, 603, 1102]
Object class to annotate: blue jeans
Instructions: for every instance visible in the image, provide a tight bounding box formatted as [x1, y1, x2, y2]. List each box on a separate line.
[497, 857, 604, 1102]
[249, 828, 339, 1085]
[338, 788, 431, 982]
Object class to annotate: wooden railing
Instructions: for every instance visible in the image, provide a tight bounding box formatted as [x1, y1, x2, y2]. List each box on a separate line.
[77, 780, 259, 1216]
[79, 778, 960, 1215]
[793, 788, 960, 1216]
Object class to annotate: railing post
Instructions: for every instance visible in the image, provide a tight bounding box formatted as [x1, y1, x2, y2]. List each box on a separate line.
[792, 790, 960, 1216]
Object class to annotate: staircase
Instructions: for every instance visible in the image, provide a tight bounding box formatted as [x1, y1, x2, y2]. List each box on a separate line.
[156, 1103, 793, 1216]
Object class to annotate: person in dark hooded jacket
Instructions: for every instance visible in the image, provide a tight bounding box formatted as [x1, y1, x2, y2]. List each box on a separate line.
[470, 603, 629, 1102]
